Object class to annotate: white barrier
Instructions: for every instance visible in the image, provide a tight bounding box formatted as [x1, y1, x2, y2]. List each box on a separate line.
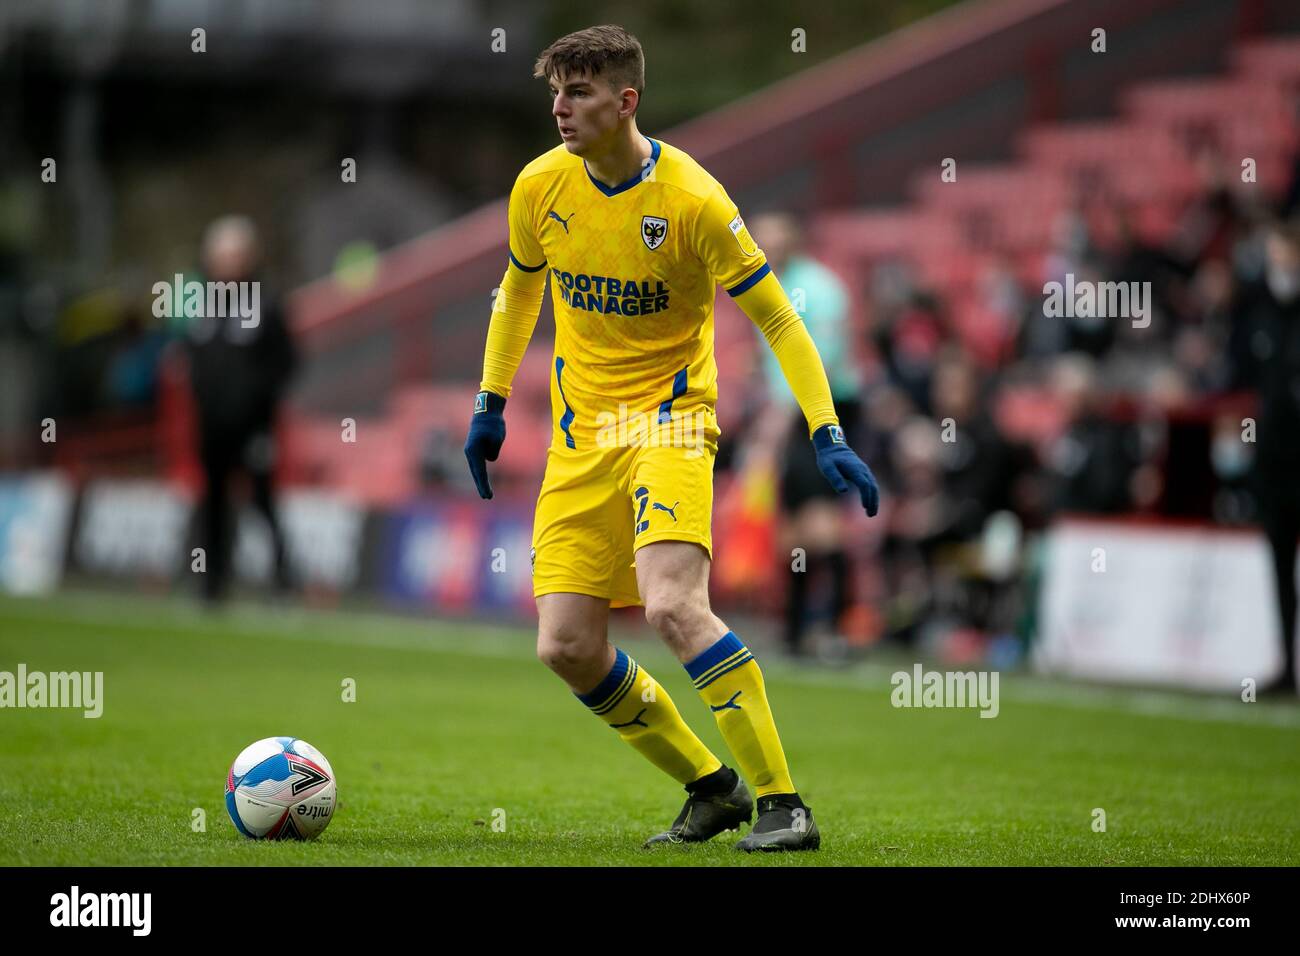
[0, 472, 75, 595]
[1035, 518, 1292, 691]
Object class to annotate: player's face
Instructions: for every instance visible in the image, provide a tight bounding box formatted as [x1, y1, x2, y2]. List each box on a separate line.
[549, 71, 624, 156]
[203, 230, 257, 281]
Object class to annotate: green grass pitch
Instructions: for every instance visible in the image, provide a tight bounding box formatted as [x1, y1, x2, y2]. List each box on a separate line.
[1, 591, 1297, 866]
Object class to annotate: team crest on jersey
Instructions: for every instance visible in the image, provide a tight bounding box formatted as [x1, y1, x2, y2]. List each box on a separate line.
[641, 216, 668, 251]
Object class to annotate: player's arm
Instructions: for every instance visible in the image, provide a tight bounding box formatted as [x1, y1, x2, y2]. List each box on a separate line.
[465, 175, 549, 500]
[694, 189, 879, 515]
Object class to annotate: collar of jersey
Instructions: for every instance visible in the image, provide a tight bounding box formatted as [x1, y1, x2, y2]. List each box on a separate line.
[584, 137, 660, 197]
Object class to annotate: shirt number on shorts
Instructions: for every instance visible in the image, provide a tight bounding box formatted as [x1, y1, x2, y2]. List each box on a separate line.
[634, 486, 650, 534]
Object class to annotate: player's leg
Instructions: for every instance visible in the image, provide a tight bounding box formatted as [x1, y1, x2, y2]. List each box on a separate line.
[636, 541, 818, 851]
[631, 434, 819, 850]
[635, 541, 793, 790]
[535, 591, 725, 790]
[245, 428, 291, 592]
[535, 591, 615, 691]
[198, 426, 236, 603]
[532, 449, 725, 792]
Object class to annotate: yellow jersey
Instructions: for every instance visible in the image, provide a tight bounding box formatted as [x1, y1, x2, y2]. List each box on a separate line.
[502, 137, 769, 448]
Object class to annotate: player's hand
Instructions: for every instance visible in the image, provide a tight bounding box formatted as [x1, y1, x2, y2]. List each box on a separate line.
[812, 423, 880, 517]
[464, 390, 507, 499]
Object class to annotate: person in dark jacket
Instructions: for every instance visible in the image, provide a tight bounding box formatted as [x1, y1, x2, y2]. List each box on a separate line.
[187, 215, 297, 603]
[1232, 218, 1300, 694]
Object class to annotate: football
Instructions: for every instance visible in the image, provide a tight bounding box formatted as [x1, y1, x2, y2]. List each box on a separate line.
[225, 737, 336, 840]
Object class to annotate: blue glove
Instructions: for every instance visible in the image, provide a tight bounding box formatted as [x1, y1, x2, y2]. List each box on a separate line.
[464, 390, 506, 499]
[812, 423, 880, 516]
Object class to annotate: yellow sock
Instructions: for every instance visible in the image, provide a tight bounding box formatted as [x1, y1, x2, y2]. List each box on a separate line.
[687, 631, 795, 796]
[577, 648, 722, 786]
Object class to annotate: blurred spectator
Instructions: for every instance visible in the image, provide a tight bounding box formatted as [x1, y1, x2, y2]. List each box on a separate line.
[874, 355, 1032, 647]
[1231, 218, 1300, 694]
[1171, 146, 1248, 268]
[107, 307, 168, 407]
[1108, 207, 1195, 347]
[965, 255, 1026, 367]
[930, 351, 1021, 543]
[873, 289, 946, 412]
[186, 216, 297, 604]
[749, 211, 864, 658]
[880, 415, 945, 644]
[1045, 354, 1142, 513]
[1282, 147, 1300, 221]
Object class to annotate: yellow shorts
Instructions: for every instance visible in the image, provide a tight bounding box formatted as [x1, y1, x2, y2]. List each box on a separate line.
[531, 406, 719, 608]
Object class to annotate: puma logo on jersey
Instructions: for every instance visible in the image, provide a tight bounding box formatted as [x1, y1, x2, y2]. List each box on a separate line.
[652, 501, 679, 522]
[548, 210, 574, 234]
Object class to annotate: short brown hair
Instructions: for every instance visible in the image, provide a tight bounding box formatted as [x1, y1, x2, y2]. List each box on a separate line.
[533, 25, 644, 105]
